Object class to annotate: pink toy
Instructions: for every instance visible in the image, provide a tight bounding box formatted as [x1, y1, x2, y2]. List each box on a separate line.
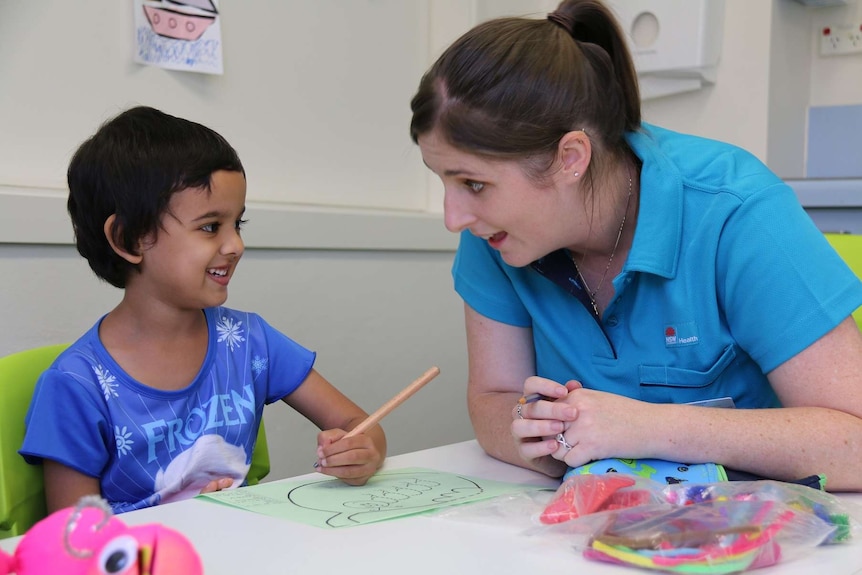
[0, 496, 202, 574]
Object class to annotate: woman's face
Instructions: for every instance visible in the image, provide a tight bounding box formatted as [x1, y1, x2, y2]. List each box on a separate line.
[418, 128, 584, 268]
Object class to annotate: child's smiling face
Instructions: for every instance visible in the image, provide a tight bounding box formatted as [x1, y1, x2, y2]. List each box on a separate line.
[132, 170, 248, 311]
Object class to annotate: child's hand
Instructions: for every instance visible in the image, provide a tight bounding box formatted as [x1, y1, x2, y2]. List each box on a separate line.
[314, 428, 383, 486]
[198, 477, 235, 494]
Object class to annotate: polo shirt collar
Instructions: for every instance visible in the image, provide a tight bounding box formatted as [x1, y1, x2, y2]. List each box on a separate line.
[624, 125, 683, 280]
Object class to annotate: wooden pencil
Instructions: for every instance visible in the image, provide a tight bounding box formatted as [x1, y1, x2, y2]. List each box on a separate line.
[344, 366, 441, 438]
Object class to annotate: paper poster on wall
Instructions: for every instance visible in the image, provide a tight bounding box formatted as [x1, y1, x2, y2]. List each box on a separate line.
[134, 0, 224, 75]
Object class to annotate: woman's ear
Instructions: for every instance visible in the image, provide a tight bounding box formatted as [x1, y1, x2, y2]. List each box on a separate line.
[558, 130, 592, 179]
[104, 214, 143, 265]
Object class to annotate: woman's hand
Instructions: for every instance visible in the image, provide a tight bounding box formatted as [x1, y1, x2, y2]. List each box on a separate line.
[314, 428, 384, 486]
[549, 385, 661, 469]
[511, 376, 579, 466]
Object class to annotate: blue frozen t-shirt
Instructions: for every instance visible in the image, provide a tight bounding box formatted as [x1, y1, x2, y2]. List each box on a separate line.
[21, 306, 315, 513]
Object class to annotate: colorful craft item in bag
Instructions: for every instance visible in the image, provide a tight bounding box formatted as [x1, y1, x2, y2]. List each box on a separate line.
[663, 480, 856, 545]
[584, 499, 793, 574]
[0, 495, 202, 574]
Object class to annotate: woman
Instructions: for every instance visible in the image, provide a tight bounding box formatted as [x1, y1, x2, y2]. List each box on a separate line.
[410, 0, 862, 490]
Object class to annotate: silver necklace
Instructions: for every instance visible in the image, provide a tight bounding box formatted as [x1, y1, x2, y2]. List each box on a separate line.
[577, 171, 633, 316]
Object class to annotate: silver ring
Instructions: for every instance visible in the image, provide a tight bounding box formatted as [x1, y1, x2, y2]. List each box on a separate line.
[516, 403, 524, 419]
[556, 432, 574, 451]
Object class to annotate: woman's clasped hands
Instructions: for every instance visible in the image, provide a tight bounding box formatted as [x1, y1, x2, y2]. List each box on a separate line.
[512, 376, 658, 470]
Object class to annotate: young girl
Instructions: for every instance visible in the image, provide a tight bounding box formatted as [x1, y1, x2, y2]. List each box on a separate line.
[21, 106, 386, 514]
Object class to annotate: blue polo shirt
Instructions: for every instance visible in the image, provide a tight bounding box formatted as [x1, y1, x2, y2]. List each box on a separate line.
[452, 124, 862, 407]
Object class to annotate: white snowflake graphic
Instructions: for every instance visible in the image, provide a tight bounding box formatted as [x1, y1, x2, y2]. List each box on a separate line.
[217, 316, 246, 352]
[115, 425, 134, 457]
[251, 355, 268, 377]
[94, 365, 119, 400]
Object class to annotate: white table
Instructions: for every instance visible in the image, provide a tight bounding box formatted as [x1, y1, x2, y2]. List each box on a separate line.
[3, 440, 861, 574]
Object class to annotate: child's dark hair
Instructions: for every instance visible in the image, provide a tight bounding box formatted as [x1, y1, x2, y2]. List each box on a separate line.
[67, 106, 244, 288]
[409, 0, 640, 184]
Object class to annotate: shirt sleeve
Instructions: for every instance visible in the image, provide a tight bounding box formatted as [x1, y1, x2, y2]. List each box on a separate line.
[717, 183, 862, 373]
[253, 313, 317, 402]
[452, 230, 533, 327]
[20, 367, 112, 477]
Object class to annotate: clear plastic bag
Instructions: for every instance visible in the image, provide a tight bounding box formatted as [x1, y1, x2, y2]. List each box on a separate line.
[527, 474, 859, 573]
[575, 498, 835, 573]
[662, 480, 862, 545]
[428, 488, 555, 531]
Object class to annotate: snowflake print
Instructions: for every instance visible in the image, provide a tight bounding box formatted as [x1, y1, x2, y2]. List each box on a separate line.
[94, 365, 119, 400]
[251, 355, 268, 377]
[115, 425, 134, 457]
[217, 316, 246, 352]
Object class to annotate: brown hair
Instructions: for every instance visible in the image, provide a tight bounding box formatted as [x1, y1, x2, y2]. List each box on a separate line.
[409, 0, 640, 182]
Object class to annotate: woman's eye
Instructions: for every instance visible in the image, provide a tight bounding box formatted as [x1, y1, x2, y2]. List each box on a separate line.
[465, 180, 484, 193]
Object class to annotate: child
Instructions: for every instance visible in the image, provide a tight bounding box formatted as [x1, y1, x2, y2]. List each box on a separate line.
[20, 106, 386, 514]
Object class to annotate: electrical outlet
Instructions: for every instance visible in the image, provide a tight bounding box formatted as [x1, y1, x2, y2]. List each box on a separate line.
[820, 22, 862, 56]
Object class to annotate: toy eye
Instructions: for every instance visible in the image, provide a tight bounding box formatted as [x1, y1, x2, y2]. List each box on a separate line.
[97, 535, 139, 574]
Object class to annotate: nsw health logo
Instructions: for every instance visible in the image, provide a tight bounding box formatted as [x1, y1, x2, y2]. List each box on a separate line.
[665, 322, 700, 347]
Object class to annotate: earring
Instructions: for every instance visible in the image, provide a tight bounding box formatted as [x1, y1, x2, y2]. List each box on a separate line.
[573, 171, 580, 178]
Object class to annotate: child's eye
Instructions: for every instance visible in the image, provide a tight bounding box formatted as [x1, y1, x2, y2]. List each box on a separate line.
[236, 218, 248, 231]
[465, 180, 485, 193]
[200, 222, 219, 233]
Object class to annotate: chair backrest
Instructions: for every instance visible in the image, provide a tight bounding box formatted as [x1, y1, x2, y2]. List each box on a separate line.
[0, 343, 68, 539]
[247, 420, 270, 486]
[825, 233, 862, 330]
[0, 344, 270, 539]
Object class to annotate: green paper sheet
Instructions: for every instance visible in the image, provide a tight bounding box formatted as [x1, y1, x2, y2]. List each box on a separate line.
[197, 467, 542, 528]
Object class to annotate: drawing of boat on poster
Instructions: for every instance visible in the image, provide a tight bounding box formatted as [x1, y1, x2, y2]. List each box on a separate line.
[143, 0, 218, 42]
[135, 0, 224, 74]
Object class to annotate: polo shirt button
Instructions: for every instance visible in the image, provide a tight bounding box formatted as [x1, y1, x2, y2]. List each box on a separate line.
[606, 316, 619, 326]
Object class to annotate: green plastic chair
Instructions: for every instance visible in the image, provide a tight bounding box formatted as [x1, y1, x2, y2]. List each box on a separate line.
[0, 343, 270, 539]
[0, 343, 67, 539]
[247, 421, 270, 486]
[825, 233, 862, 330]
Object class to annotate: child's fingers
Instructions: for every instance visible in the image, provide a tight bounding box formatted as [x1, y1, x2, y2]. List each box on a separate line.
[199, 477, 236, 494]
[199, 480, 219, 494]
[319, 461, 377, 485]
[318, 443, 375, 469]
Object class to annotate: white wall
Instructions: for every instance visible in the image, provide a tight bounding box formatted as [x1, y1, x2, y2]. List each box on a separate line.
[641, 0, 862, 178]
[639, 1, 776, 167]
[0, 0, 430, 211]
[809, 0, 862, 106]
